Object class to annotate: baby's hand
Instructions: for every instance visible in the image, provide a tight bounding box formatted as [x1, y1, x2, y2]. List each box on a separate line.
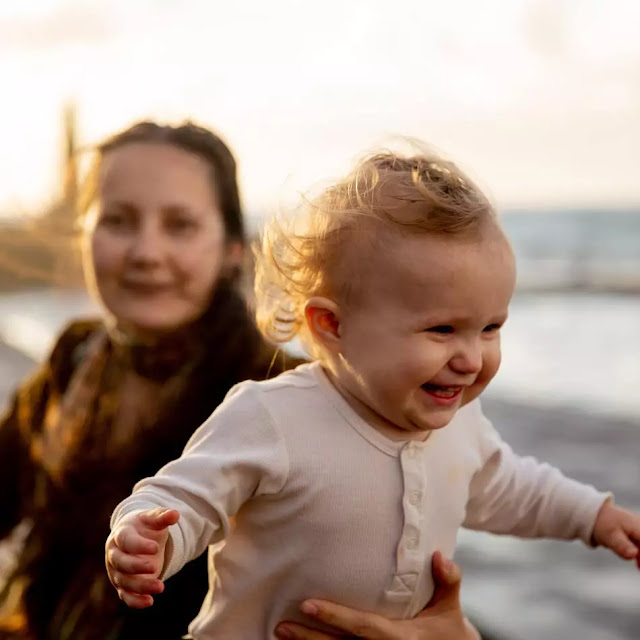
[105, 507, 180, 608]
[592, 499, 640, 569]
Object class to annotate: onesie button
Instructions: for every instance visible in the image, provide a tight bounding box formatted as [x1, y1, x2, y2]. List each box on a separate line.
[406, 535, 419, 550]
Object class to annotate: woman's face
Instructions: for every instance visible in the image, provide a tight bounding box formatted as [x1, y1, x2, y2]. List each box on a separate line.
[85, 142, 242, 334]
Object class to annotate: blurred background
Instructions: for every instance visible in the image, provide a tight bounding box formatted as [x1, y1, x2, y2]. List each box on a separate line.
[0, 1, 638, 638]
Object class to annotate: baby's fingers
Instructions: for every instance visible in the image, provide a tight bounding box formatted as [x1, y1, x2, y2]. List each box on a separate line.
[117, 588, 155, 609]
[107, 547, 158, 575]
[112, 571, 165, 597]
[114, 527, 158, 555]
[607, 529, 639, 560]
[631, 533, 640, 570]
[139, 508, 180, 531]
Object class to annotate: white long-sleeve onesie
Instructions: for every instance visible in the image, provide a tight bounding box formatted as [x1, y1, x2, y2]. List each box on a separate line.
[111, 362, 608, 639]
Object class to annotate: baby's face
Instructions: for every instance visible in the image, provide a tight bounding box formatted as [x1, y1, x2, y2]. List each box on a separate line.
[332, 227, 516, 435]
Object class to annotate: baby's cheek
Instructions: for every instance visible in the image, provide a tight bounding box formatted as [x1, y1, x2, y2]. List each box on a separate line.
[462, 375, 494, 408]
[405, 348, 443, 379]
[475, 351, 501, 391]
[484, 342, 502, 377]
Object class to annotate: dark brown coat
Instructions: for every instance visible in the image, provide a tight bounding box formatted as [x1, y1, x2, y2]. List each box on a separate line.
[0, 285, 301, 640]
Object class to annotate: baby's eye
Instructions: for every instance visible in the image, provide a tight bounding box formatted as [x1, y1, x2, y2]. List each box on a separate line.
[426, 325, 455, 334]
[483, 323, 503, 333]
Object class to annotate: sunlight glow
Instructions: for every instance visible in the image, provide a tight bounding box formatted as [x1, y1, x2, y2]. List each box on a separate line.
[0, 0, 638, 215]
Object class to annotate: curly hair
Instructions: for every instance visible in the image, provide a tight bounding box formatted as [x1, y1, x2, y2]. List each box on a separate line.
[254, 148, 496, 353]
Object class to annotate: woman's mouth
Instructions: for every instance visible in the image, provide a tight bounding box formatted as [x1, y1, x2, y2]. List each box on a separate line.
[121, 280, 172, 294]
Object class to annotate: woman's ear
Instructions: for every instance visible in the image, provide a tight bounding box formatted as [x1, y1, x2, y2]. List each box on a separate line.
[305, 297, 341, 353]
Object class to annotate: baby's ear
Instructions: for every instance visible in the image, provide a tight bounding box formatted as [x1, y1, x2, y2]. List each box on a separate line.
[305, 297, 341, 353]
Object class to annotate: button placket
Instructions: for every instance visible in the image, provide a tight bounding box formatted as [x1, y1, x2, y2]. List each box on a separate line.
[388, 441, 428, 599]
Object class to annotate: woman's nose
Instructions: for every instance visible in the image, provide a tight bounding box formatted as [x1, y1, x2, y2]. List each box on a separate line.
[127, 224, 164, 265]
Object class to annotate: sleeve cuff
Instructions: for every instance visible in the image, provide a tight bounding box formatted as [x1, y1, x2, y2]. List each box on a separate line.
[585, 492, 613, 547]
[159, 522, 185, 580]
[580, 490, 613, 547]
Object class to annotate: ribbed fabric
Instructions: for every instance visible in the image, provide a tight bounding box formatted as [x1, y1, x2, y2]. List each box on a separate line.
[111, 362, 609, 639]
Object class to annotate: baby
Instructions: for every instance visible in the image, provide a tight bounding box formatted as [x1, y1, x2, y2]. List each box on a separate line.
[107, 149, 640, 639]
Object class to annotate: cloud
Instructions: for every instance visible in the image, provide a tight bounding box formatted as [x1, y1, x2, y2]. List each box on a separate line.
[1, 0, 639, 211]
[0, 3, 116, 51]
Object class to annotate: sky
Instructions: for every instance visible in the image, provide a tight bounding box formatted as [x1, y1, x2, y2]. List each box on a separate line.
[0, 0, 639, 219]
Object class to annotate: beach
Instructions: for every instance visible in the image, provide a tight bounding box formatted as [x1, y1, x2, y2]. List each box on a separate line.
[0, 289, 638, 639]
[461, 396, 640, 640]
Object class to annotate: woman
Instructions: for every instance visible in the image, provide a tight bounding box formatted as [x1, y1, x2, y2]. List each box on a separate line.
[0, 119, 480, 640]
[0, 121, 300, 639]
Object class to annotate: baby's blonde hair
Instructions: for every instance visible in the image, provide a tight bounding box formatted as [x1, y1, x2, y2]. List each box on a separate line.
[254, 148, 496, 354]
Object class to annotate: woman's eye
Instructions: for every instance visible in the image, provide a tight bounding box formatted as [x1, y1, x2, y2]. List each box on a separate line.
[99, 212, 129, 228]
[427, 325, 455, 334]
[166, 217, 197, 233]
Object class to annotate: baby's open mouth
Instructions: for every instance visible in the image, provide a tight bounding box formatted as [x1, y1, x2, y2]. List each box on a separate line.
[421, 383, 461, 398]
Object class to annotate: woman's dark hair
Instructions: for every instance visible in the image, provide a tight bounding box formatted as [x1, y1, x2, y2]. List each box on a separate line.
[93, 121, 245, 243]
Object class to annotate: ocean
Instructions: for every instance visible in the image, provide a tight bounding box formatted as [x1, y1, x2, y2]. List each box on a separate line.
[1, 287, 639, 420]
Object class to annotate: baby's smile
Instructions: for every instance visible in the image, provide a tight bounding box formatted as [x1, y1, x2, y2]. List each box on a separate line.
[420, 383, 463, 405]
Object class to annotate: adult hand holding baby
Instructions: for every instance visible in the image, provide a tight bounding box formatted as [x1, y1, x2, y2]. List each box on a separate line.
[105, 507, 180, 609]
[275, 552, 480, 640]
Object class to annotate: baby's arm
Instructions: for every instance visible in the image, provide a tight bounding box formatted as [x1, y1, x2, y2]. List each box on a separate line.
[106, 507, 180, 608]
[463, 401, 610, 546]
[107, 384, 288, 604]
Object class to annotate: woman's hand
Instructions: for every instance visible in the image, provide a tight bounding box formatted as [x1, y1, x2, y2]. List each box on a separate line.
[275, 551, 480, 640]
